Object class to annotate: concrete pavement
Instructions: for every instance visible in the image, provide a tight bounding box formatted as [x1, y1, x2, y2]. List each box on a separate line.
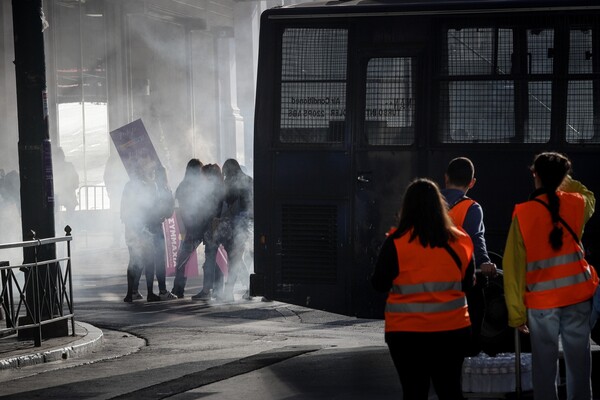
[0, 321, 105, 370]
[0, 293, 404, 400]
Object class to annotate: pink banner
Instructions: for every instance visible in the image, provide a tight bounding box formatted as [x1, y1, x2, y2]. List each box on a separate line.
[216, 244, 228, 278]
[163, 209, 198, 277]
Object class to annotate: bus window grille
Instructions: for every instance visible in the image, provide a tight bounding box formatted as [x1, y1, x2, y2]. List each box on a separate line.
[442, 28, 512, 76]
[281, 205, 338, 284]
[569, 29, 593, 74]
[566, 80, 600, 143]
[566, 29, 598, 143]
[279, 28, 347, 144]
[528, 29, 554, 75]
[527, 81, 552, 143]
[439, 27, 516, 143]
[439, 80, 516, 143]
[365, 57, 415, 146]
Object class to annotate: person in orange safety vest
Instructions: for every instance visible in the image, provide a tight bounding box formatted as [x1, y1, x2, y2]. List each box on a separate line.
[443, 157, 496, 276]
[503, 152, 598, 400]
[372, 178, 475, 400]
[442, 157, 499, 356]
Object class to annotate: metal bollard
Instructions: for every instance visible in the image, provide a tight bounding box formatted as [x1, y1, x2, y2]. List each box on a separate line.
[0, 261, 9, 326]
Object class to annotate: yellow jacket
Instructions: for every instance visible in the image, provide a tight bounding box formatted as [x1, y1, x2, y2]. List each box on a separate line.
[503, 176, 596, 327]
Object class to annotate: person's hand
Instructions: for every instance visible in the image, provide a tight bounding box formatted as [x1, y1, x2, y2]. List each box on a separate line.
[480, 262, 497, 277]
[517, 324, 530, 334]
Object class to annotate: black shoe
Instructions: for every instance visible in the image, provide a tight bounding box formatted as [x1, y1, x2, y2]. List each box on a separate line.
[147, 293, 161, 302]
[124, 295, 133, 303]
[191, 290, 211, 301]
[131, 291, 144, 301]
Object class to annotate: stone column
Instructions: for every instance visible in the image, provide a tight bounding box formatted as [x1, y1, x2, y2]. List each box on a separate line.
[214, 26, 244, 164]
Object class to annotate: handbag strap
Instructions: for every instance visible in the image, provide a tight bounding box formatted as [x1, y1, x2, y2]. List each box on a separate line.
[531, 198, 582, 246]
[443, 243, 462, 271]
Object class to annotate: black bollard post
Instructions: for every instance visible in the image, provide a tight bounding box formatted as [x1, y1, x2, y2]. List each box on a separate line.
[12, 0, 67, 339]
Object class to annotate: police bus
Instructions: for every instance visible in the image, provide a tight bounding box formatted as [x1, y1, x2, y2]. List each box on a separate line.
[250, 0, 600, 318]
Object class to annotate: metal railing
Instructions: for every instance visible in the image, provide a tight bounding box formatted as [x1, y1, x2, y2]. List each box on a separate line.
[0, 228, 74, 346]
[76, 185, 110, 211]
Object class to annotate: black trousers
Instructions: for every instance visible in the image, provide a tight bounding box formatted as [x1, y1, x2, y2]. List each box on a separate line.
[126, 230, 167, 296]
[386, 326, 470, 400]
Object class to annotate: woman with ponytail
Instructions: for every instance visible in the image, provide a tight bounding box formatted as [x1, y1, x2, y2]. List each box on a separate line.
[503, 152, 598, 400]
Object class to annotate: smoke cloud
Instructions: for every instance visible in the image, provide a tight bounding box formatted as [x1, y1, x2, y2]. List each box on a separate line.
[0, 0, 260, 301]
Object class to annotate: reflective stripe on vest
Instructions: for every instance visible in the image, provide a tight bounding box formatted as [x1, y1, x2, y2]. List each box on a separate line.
[527, 250, 584, 272]
[527, 264, 593, 292]
[390, 281, 462, 295]
[386, 296, 467, 314]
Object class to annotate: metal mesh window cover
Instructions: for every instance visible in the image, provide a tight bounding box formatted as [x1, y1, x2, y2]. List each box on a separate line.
[569, 29, 593, 75]
[280, 28, 347, 144]
[439, 81, 515, 143]
[527, 81, 552, 143]
[566, 80, 600, 143]
[281, 204, 338, 284]
[442, 28, 513, 76]
[365, 57, 415, 145]
[528, 29, 554, 75]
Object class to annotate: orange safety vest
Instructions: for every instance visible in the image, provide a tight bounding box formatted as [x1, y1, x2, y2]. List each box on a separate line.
[385, 227, 473, 332]
[448, 197, 476, 228]
[514, 192, 599, 309]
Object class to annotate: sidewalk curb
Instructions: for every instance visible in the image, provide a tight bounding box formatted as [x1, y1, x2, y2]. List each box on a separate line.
[0, 322, 103, 370]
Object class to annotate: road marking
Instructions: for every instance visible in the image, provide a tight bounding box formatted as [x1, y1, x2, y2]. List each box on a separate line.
[110, 345, 321, 400]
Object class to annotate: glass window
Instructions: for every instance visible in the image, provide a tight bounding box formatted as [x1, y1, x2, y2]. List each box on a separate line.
[439, 81, 514, 143]
[279, 28, 347, 144]
[439, 27, 516, 143]
[566, 29, 598, 143]
[365, 58, 415, 145]
[439, 23, 600, 145]
[527, 82, 552, 143]
[528, 29, 554, 74]
[566, 80, 600, 142]
[569, 29, 593, 74]
[444, 28, 512, 75]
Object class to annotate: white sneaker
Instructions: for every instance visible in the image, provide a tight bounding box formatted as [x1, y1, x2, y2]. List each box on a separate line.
[159, 290, 178, 301]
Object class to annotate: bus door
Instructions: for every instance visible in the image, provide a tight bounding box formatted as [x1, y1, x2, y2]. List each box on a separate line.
[262, 26, 353, 315]
[352, 53, 422, 318]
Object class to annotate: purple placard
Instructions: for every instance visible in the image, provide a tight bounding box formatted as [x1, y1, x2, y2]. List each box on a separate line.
[109, 119, 161, 177]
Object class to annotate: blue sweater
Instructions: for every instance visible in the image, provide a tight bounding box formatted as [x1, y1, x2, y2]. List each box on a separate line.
[441, 188, 491, 268]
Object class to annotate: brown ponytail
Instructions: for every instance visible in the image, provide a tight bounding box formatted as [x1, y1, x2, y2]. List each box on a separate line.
[532, 152, 572, 251]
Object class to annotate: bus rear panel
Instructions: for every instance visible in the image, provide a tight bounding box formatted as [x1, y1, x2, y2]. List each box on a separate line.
[252, 0, 600, 318]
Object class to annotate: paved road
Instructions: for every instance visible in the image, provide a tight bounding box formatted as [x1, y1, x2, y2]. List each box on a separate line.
[0, 240, 406, 399]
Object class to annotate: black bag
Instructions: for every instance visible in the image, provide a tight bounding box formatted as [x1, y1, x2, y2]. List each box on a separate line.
[478, 270, 531, 356]
[479, 271, 512, 355]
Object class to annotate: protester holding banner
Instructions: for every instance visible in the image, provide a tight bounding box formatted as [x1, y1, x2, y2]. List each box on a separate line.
[122, 152, 177, 302]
